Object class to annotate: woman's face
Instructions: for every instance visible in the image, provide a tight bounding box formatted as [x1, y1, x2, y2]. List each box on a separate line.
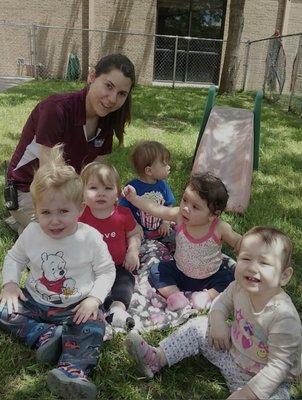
[86, 68, 132, 118]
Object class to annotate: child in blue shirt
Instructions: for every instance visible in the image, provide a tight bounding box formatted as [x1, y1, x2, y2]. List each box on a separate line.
[120, 140, 175, 241]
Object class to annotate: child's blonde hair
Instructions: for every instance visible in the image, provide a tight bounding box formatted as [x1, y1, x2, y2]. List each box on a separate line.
[30, 144, 83, 208]
[81, 162, 121, 197]
[131, 141, 170, 175]
[241, 226, 293, 270]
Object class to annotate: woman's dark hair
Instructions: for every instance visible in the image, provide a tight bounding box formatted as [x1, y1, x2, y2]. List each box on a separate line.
[187, 172, 229, 215]
[94, 54, 136, 145]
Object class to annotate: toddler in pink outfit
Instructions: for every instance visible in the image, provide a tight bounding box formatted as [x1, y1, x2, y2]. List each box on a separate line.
[123, 172, 241, 311]
[125, 227, 301, 400]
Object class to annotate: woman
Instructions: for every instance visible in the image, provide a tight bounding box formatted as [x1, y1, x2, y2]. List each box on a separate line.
[5, 53, 135, 233]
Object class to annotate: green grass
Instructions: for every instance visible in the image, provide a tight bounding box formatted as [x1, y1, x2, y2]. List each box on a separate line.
[0, 80, 301, 399]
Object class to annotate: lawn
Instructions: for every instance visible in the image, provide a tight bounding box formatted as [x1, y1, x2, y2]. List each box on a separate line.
[0, 81, 301, 399]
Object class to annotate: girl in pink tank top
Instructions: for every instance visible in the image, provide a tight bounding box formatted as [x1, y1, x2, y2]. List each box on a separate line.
[123, 172, 242, 311]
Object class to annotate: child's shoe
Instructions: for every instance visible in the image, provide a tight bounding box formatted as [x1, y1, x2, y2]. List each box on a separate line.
[125, 331, 162, 378]
[191, 290, 212, 311]
[106, 308, 135, 330]
[166, 291, 190, 311]
[36, 324, 62, 364]
[47, 363, 97, 400]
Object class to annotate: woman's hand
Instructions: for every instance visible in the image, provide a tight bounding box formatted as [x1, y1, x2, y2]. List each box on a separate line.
[0, 282, 27, 314]
[72, 296, 101, 325]
[122, 185, 137, 202]
[123, 250, 140, 272]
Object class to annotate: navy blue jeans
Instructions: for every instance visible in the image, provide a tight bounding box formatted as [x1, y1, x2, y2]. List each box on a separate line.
[149, 260, 234, 293]
[0, 289, 105, 374]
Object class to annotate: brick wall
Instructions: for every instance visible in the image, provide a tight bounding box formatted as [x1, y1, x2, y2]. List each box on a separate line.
[88, 0, 156, 84]
[0, 0, 156, 82]
[0, 0, 83, 77]
[223, 0, 285, 90]
[0, 0, 301, 88]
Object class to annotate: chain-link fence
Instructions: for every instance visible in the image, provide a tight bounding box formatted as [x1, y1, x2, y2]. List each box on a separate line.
[1, 21, 224, 86]
[288, 35, 302, 114]
[243, 33, 302, 114]
[0, 22, 33, 77]
[1, 21, 301, 114]
[0, 22, 155, 84]
[154, 35, 225, 85]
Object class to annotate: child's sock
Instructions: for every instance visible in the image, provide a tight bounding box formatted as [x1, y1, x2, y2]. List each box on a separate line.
[106, 306, 135, 329]
[191, 290, 212, 311]
[166, 291, 190, 311]
[125, 331, 166, 378]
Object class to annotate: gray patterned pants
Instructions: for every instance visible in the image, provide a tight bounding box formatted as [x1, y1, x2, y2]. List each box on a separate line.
[160, 316, 290, 400]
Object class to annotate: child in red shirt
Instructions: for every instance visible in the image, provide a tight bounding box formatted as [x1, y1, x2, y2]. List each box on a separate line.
[80, 162, 142, 329]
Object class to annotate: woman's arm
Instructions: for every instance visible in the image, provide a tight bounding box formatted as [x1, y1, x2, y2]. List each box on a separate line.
[123, 185, 179, 222]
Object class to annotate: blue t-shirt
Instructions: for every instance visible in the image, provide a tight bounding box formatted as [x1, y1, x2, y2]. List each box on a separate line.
[120, 178, 175, 232]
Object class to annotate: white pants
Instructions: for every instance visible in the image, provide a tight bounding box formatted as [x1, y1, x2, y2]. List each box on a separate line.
[9, 190, 36, 233]
[159, 316, 290, 400]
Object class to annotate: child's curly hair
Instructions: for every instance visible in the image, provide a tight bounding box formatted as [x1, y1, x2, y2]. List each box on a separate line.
[187, 172, 229, 215]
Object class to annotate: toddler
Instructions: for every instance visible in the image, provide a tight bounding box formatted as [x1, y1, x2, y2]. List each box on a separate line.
[126, 226, 302, 400]
[124, 172, 241, 311]
[120, 140, 175, 241]
[80, 162, 142, 329]
[0, 146, 115, 400]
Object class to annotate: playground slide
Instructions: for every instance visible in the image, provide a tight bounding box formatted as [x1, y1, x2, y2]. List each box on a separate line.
[192, 106, 254, 214]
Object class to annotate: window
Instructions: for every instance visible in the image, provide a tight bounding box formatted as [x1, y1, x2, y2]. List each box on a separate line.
[154, 0, 227, 83]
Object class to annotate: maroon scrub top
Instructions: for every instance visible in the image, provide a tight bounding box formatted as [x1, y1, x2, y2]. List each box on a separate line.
[8, 87, 114, 191]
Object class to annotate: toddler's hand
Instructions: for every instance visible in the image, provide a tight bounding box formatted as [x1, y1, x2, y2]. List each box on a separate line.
[123, 250, 140, 272]
[0, 282, 27, 314]
[72, 296, 100, 325]
[208, 320, 231, 351]
[158, 221, 171, 237]
[122, 185, 137, 201]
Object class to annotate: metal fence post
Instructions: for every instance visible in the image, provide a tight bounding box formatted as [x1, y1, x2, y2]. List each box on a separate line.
[31, 23, 37, 78]
[172, 36, 178, 89]
[28, 25, 33, 68]
[288, 34, 302, 112]
[242, 40, 250, 91]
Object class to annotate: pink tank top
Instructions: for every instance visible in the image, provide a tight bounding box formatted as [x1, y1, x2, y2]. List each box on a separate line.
[174, 217, 222, 279]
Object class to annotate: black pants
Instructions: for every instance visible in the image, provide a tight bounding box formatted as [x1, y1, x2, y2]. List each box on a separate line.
[103, 265, 135, 310]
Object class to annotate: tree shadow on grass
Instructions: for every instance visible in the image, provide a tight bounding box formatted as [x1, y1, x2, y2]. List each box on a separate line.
[0, 80, 83, 108]
[132, 86, 208, 130]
